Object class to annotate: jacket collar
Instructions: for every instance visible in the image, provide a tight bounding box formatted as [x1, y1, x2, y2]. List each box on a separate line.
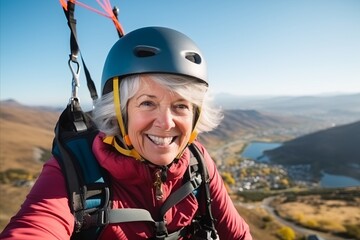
[93, 133, 190, 184]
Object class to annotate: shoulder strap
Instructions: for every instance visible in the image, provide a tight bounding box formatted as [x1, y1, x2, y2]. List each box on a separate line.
[152, 144, 218, 239]
[160, 166, 202, 217]
[188, 143, 219, 240]
[52, 101, 110, 235]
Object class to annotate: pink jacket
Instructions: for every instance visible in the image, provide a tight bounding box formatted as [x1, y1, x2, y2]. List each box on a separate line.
[1, 134, 252, 239]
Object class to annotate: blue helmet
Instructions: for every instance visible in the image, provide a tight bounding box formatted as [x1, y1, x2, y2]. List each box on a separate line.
[101, 26, 208, 94]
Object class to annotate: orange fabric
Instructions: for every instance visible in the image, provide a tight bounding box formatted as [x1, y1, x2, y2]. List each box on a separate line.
[59, 0, 125, 36]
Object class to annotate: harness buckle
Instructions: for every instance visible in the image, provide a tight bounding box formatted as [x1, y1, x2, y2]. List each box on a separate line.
[155, 220, 168, 239]
[93, 184, 110, 226]
[81, 184, 111, 229]
[97, 208, 109, 226]
[191, 173, 202, 189]
[82, 207, 109, 229]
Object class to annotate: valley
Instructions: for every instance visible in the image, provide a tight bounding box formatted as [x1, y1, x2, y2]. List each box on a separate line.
[1, 95, 360, 239]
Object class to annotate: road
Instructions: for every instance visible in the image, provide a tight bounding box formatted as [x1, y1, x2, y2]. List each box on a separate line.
[213, 138, 355, 240]
[262, 197, 354, 240]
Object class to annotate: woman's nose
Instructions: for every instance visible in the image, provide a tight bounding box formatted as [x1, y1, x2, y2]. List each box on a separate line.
[154, 107, 175, 130]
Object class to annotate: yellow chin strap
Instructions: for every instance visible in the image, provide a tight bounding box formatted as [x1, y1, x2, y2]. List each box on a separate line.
[103, 77, 142, 160]
[103, 135, 142, 160]
[189, 130, 198, 144]
[188, 106, 202, 144]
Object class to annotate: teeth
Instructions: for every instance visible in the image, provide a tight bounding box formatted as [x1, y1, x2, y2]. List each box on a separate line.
[148, 135, 174, 145]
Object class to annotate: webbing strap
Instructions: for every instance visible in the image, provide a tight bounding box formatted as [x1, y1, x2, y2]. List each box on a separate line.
[108, 209, 186, 240]
[106, 171, 202, 224]
[155, 227, 186, 240]
[53, 105, 87, 232]
[160, 173, 202, 217]
[188, 144, 218, 239]
[105, 150, 204, 238]
[62, 1, 98, 102]
[63, 1, 78, 61]
[108, 208, 155, 223]
[54, 122, 83, 213]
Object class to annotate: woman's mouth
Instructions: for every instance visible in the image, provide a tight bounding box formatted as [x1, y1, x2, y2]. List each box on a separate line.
[147, 134, 177, 146]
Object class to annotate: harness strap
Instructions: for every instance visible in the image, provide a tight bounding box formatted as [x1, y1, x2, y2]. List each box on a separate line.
[61, 0, 98, 103]
[53, 103, 88, 232]
[107, 209, 185, 240]
[160, 173, 202, 216]
[54, 123, 83, 213]
[108, 208, 155, 223]
[70, 98, 87, 131]
[188, 144, 218, 239]
[63, 1, 78, 61]
[103, 152, 204, 238]
[154, 227, 187, 240]
[53, 103, 109, 233]
[104, 176, 202, 229]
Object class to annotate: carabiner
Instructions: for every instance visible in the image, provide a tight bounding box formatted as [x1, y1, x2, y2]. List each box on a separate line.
[68, 58, 81, 102]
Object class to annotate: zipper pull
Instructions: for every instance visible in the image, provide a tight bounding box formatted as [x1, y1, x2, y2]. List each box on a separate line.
[154, 169, 164, 200]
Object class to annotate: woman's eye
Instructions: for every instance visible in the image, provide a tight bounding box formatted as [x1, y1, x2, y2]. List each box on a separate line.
[139, 101, 155, 107]
[174, 104, 190, 110]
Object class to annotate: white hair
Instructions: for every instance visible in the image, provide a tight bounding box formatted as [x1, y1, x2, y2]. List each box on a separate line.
[92, 74, 223, 136]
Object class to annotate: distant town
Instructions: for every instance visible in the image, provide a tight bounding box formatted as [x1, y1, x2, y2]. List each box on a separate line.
[218, 155, 317, 193]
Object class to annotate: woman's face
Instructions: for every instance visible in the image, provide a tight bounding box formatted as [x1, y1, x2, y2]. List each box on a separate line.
[127, 76, 194, 166]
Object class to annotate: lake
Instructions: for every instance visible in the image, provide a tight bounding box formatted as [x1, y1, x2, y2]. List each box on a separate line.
[240, 141, 282, 163]
[240, 141, 360, 188]
[320, 172, 360, 188]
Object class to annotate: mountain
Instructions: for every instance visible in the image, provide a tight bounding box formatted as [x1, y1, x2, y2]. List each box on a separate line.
[198, 109, 310, 148]
[215, 93, 360, 125]
[265, 120, 360, 180]
[215, 93, 360, 111]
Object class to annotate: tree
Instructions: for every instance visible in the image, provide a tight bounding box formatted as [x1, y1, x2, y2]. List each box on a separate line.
[345, 224, 360, 239]
[221, 172, 235, 185]
[276, 226, 296, 240]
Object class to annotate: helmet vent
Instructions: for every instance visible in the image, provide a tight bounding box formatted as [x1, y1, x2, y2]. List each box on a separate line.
[185, 52, 202, 64]
[133, 45, 160, 57]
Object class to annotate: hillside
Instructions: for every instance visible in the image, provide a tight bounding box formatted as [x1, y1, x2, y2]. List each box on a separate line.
[0, 100, 61, 229]
[266, 120, 360, 180]
[0, 100, 60, 173]
[199, 109, 305, 148]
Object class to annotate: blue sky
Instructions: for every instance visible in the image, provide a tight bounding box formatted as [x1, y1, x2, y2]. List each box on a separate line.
[1, 1, 359, 107]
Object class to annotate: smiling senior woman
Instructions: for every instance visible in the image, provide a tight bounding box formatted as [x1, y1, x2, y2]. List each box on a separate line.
[0, 27, 252, 240]
[94, 73, 215, 166]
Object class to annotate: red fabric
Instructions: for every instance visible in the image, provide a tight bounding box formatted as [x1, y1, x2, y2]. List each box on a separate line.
[0, 134, 252, 239]
[0, 158, 74, 240]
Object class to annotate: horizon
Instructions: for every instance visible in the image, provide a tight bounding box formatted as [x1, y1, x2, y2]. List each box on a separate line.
[1, 92, 359, 110]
